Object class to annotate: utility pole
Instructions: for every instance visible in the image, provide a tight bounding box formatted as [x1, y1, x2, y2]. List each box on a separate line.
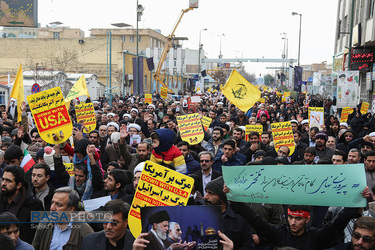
[198, 28, 207, 82]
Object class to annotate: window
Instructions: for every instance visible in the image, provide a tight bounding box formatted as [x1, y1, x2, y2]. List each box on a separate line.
[0, 91, 5, 105]
[369, 0, 375, 18]
[121, 35, 126, 42]
[138, 36, 141, 42]
[53, 32, 60, 39]
[129, 36, 135, 42]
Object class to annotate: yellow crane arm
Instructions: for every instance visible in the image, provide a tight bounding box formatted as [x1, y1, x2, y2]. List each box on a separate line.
[154, 7, 195, 93]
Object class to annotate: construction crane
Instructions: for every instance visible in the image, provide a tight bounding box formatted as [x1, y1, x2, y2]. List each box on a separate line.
[154, 2, 198, 93]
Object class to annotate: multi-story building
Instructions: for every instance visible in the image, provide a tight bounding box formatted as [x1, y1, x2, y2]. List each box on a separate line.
[90, 28, 166, 55]
[334, 0, 375, 103]
[1, 22, 84, 39]
[0, 25, 204, 95]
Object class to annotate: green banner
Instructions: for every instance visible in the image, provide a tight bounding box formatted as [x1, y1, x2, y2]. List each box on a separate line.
[223, 164, 366, 207]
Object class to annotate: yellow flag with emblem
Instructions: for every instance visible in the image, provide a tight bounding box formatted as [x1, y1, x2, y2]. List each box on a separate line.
[65, 75, 90, 103]
[221, 69, 261, 112]
[10, 64, 25, 122]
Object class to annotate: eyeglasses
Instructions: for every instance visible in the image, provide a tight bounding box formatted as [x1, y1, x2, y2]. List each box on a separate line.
[104, 219, 124, 227]
[352, 231, 375, 243]
[90, 136, 98, 139]
[362, 145, 372, 149]
[345, 135, 353, 138]
[200, 159, 210, 163]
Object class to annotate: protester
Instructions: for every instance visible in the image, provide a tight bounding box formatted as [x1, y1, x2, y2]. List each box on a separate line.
[81, 200, 135, 249]
[4, 79, 375, 250]
[0, 212, 34, 250]
[31, 163, 55, 210]
[0, 165, 43, 244]
[150, 129, 186, 173]
[204, 176, 254, 249]
[32, 187, 93, 249]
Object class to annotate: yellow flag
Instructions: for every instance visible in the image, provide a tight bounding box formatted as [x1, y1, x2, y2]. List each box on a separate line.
[10, 65, 24, 122]
[65, 75, 90, 103]
[221, 69, 261, 112]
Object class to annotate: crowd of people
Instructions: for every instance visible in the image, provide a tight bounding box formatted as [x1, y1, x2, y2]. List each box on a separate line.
[0, 88, 373, 250]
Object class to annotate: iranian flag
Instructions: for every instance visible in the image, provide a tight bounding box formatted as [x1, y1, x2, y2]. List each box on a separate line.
[20, 149, 35, 173]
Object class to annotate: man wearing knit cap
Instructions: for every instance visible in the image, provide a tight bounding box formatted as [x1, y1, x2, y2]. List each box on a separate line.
[1, 127, 13, 138]
[253, 150, 267, 162]
[314, 131, 335, 163]
[204, 176, 254, 249]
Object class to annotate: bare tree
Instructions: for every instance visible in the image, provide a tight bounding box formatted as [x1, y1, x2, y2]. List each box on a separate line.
[24, 48, 80, 97]
[241, 71, 257, 84]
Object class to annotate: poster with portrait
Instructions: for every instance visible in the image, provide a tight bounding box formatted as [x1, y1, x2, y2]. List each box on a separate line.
[335, 71, 360, 108]
[141, 206, 223, 250]
[308, 107, 324, 130]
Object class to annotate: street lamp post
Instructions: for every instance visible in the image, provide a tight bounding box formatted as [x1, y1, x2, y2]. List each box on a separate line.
[218, 33, 225, 59]
[198, 28, 207, 81]
[136, 2, 144, 95]
[292, 12, 302, 66]
[281, 32, 287, 77]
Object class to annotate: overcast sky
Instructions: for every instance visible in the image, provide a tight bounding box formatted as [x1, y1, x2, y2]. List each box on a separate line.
[39, 0, 339, 75]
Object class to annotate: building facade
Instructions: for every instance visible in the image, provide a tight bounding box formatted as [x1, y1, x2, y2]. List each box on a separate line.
[0, 26, 208, 96]
[334, 0, 375, 103]
[8, 71, 105, 102]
